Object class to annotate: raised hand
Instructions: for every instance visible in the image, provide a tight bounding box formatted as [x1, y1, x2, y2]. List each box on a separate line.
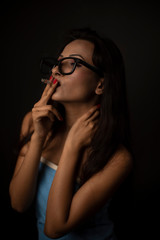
[32, 79, 63, 139]
[67, 105, 100, 149]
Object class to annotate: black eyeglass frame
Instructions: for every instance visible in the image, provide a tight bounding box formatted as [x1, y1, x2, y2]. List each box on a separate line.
[40, 57, 104, 77]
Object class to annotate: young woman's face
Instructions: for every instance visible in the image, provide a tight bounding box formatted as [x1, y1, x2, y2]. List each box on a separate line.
[51, 39, 100, 103]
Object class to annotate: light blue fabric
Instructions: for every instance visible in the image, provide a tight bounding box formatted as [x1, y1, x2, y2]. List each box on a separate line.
[35, 161, 117, 240]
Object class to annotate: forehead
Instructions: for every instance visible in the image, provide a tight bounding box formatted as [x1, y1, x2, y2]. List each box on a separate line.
[61, 39, 95, 63]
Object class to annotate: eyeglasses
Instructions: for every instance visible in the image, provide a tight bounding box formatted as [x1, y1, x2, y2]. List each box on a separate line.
[40, 57, 104, 77]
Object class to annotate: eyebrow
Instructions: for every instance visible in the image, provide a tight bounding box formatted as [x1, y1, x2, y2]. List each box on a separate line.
[59, 54, 85, 61]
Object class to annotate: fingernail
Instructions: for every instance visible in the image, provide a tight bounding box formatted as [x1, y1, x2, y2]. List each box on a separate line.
[53, 79, 58, 84]
[49, 75, 53, 80]
[97, 104, 101, 108]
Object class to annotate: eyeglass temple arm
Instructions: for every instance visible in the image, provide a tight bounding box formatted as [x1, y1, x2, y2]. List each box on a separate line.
[76, 58, 103, 77]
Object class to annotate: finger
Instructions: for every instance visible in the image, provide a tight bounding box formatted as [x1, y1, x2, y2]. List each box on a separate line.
[92, 119, 99, 129]
[32, 110, 55, 122]
[46, 80, 58, 96]
[88, 109, 100, 122]
[41, 76, 54, 97]
[42, 81, 58, 104]
[41, 82, 51, 98]
[88, 119, 99, 133]
[82, 105, 100, 121]
[41, 77, 53, 98]
[41, 78, 58, 98]
[85, 112, 99, 128]
[32, 105, 63, 121]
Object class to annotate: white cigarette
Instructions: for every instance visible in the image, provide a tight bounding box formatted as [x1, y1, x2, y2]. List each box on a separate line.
[41, 78, 51, 84]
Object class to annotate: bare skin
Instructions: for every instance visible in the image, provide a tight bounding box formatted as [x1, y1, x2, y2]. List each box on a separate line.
[9, 39, 133, 238]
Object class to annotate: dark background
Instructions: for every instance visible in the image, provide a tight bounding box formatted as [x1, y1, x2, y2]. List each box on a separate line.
[1, 0, 160, 239]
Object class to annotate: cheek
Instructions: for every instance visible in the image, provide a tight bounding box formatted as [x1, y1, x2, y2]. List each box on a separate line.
[70, 73, 97, 96]
[51, 71, 98, 102]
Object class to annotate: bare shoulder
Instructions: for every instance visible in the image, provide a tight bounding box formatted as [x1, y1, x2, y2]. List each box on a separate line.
[108, 145, 133, 168]
[102, 144, 133, 181]
[85, 145, 133, 202]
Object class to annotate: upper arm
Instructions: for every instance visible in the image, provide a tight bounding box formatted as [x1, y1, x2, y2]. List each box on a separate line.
[58, 146, 133, 234]
[13, 111, 33, 176]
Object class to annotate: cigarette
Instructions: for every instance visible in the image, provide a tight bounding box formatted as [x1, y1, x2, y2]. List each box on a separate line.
[41, 78, 51, 84]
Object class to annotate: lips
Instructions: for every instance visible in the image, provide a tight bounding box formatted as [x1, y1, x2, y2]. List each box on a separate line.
[52, 77, 61, 89]
[51, 76, 60, 84]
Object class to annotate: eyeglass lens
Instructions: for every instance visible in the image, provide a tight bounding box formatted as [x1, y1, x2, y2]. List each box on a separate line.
[40, 58, 55, 75]
[41, 58, 76, 75]
[59, 58, 75, 74]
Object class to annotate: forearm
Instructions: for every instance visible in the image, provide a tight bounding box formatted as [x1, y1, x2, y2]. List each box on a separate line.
[9, 132, 45, 212]
[45, 105, 101, 237]
[45, 140, 82, 233]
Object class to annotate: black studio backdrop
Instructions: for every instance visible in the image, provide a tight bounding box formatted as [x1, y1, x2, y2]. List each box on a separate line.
[1, 1, 160, 239]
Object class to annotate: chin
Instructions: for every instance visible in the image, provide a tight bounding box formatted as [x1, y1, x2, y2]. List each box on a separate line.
[51, 93, 90, 103]
[51, 92, 63, 101]
[51, 93, 74, 102]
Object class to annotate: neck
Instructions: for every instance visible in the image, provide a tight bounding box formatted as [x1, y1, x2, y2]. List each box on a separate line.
[62, 101, 98, 131]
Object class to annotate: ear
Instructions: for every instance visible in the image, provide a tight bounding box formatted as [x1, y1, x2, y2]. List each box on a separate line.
[95, 78, 104, 95]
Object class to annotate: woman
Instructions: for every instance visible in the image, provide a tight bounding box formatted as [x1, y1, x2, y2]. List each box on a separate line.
[9, 28, 133, 239]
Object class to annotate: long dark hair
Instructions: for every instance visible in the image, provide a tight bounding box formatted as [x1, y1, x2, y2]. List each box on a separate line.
[16, 28, 133, 185]
[57, 28, 133, 184]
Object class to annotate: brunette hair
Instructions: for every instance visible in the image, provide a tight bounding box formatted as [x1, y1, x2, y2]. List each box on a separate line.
[16, 28, 133, 184]
[58, 28, 133, 184]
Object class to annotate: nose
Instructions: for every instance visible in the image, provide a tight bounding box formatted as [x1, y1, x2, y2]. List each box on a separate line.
[51, 65, 61, 76]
